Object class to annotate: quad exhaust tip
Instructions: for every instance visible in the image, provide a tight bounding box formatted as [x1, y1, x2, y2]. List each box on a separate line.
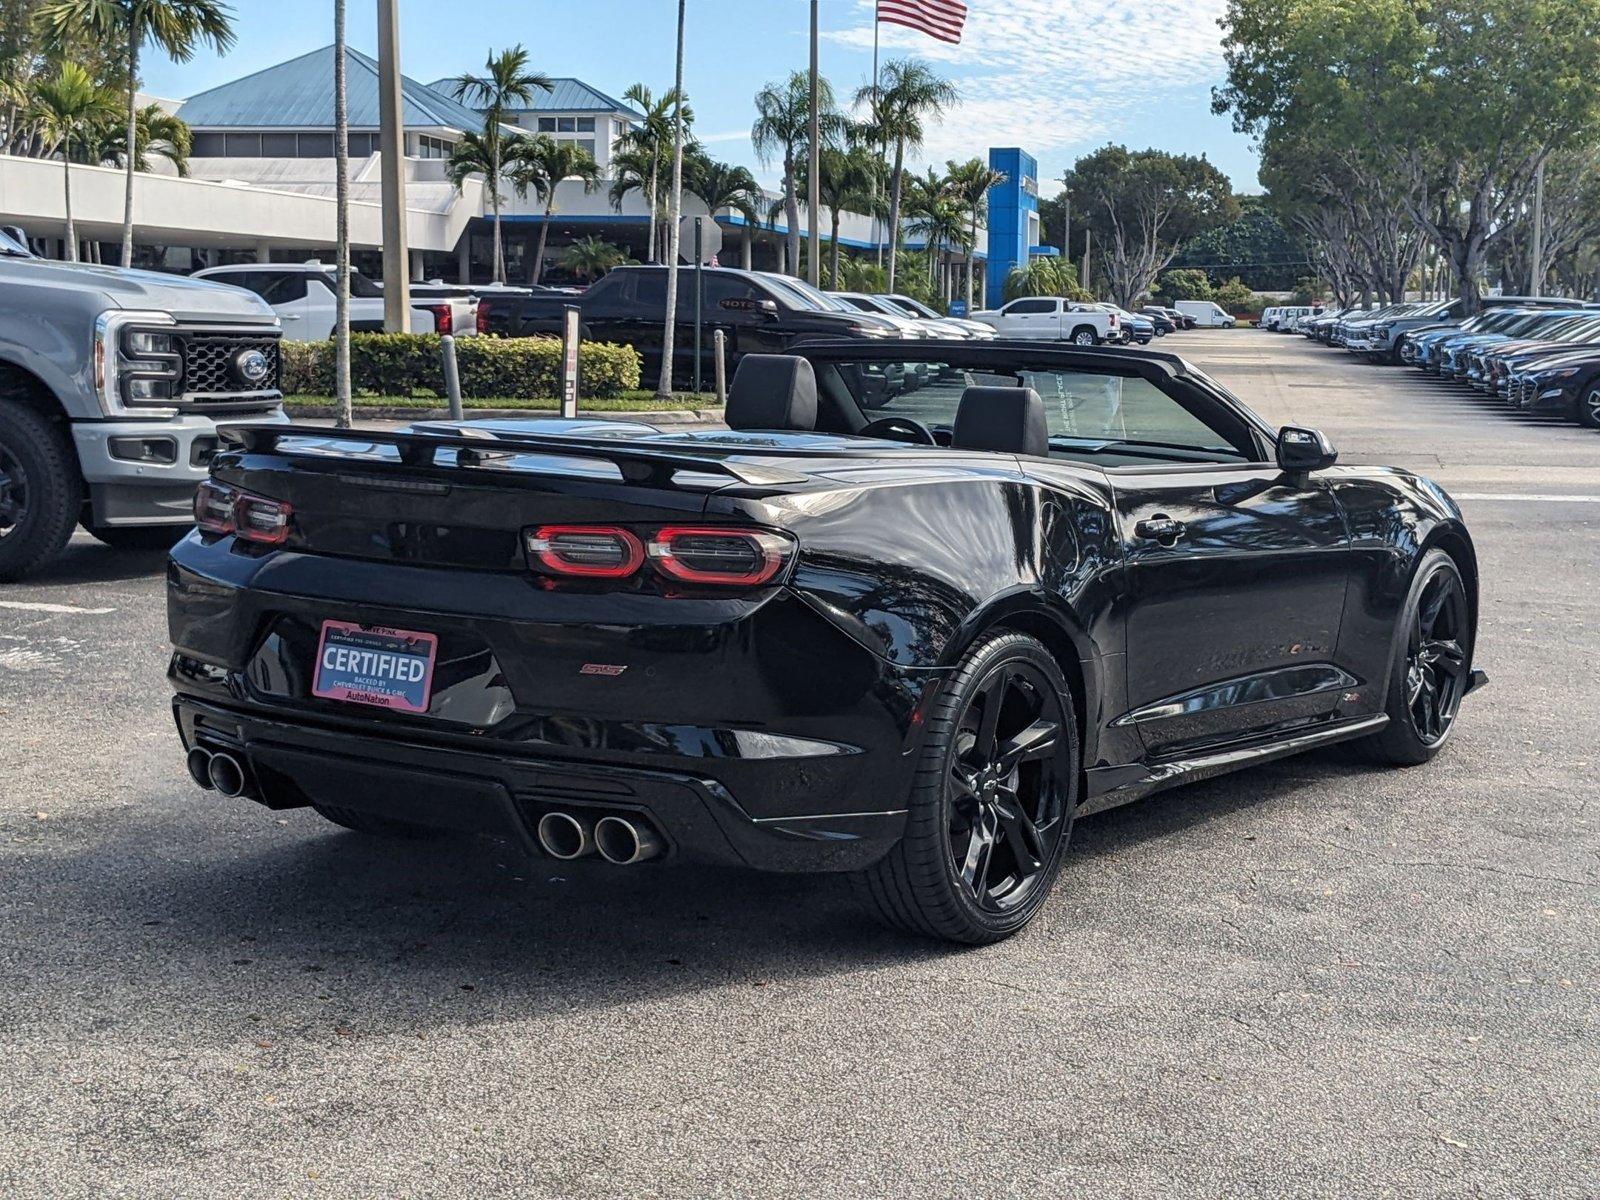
[207, 752, 248, 798]
[594, 815, 663, 866]
[536, 811, 594, 860]
[186, 747, 216, 790]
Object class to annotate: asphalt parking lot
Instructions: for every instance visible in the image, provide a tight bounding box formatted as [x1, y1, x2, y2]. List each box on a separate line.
[2, 331, 1596, 1198]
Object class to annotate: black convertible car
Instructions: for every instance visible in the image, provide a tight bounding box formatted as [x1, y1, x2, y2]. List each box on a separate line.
[167, 341, 1485, 944]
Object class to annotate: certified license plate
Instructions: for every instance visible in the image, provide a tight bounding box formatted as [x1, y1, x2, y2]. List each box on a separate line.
[312, 620, 438, 713]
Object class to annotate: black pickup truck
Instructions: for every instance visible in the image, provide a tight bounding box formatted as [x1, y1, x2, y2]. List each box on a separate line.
[509, 265, 902, 377]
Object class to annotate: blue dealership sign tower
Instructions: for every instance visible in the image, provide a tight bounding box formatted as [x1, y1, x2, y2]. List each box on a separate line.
[986, 148, 1040, 304]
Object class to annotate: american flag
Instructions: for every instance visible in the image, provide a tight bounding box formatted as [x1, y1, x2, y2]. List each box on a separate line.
[877, 0, 968, 45]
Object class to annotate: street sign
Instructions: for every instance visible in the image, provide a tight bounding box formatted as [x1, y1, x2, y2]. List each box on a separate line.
[948, 299, 968, 317]
[679, 215, 723, 264]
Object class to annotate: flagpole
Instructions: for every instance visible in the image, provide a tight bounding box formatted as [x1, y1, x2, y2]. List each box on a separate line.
[807, 0, 821, 287]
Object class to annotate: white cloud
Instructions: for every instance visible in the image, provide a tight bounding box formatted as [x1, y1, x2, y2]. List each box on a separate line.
[825, 0, 1228, 173]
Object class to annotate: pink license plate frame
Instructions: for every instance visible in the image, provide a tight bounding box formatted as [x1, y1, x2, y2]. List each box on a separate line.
[311, 620, 439, 714]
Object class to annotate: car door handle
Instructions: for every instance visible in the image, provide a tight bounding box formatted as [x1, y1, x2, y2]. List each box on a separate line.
[1134, 515, 1186, 544]
[281, 313, 302, 320]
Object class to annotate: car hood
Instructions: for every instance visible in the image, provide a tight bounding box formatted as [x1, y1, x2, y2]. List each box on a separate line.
[0, 257, 277, 323]
[1525, 348, 1600, 373]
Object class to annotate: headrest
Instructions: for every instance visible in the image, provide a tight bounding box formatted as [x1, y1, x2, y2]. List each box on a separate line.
[951, 386, 1049, 457]
[725, 355, 818, 432]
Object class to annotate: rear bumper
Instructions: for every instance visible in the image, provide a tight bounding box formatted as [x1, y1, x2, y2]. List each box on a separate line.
[173, 692, 907, 873]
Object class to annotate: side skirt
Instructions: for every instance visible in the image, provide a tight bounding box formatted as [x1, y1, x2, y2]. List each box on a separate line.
[1078, 713, 1389, 819]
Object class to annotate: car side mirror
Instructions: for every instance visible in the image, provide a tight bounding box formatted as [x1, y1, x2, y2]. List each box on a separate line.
[1276, 425, 1338, 476]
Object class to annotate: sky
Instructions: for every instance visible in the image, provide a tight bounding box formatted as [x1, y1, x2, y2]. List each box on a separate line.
[140, 0, 1261, 194]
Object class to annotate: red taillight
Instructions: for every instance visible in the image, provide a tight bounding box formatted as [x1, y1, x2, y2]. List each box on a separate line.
[523, 524, 794, 589]
[647, 526, 792, 586]
[526, 525, 644, 578]
[429, 303, 453, 335]
[194, 479, 293, 545]
[475, 301, 489, 335]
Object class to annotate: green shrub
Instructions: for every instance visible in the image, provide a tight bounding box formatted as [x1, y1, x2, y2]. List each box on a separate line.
[1157, 268, 1213, 303]
[1212, 276, 1258, 314]
[1002, 258, 1089, 303]
[280, 334, 641, 399]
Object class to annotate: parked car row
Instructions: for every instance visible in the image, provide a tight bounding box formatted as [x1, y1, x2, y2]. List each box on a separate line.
[1296, 294, 1600, 428]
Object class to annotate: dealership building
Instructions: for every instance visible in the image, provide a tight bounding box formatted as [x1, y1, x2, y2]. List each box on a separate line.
[0, 45, 1048, 300]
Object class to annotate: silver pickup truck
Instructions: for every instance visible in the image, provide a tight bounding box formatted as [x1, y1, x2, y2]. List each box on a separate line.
[0, 228, 285, 580]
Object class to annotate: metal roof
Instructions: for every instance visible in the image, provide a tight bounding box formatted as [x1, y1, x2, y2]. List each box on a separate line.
[425, 75, 644, 119]
[178, 45, 487, 131]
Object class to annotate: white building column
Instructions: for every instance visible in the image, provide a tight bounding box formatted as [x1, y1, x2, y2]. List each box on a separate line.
[458, 238, 471, 284]
[410, 249, 424, 281]
[254, 240, 272, 263]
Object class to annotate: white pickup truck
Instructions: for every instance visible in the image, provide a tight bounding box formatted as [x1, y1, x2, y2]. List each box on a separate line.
[194, 262, 480, 341]
[968, 297, 1120, 345]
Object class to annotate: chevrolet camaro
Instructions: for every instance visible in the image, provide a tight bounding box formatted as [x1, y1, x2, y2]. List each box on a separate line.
[167, 341, 1485, 944]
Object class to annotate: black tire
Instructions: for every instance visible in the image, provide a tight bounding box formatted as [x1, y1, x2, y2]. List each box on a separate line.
[1575, 385, 1600, 429]
[1070, 326, 1098, 346]
[85, 524, 185, 552]
[0, 400, 82, 582]
[1354, 549, 1473, 766]
[311, 803, 445, 839]
[851, 631, 1080, 944]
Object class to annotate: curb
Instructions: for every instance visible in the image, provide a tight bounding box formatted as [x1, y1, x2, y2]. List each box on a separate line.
[284, 404, 725, 424]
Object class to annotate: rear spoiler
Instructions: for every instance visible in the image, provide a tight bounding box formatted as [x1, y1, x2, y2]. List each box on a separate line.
[219, 423, 810, 487]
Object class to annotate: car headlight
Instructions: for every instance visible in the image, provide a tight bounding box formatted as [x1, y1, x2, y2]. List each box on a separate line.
[1539, 366, 1581, 380]
[852, 323, 897, 339]
[94, 310, 180, 416]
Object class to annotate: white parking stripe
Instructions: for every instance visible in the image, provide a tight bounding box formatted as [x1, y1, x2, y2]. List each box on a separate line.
[0, 600, 116, 615]
[1455, 493, 1600, 503]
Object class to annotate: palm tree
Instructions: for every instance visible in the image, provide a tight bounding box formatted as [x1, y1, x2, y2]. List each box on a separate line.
[333, 0, 351, 427]
[36, 0, 234, 267]
[945, 157, 1007, 310]
[31, 63, 116, 261]
[904, 170, 965, 293]
[656, 0, 688, 402]
[685, 153, 762, 267]
[810, 146, 879, 288]
[615, 83, 693, 263]
[448, 46, 553, 283]
[563, 236, 631, 282]
[854, 59, 958, 293]
[512, 137, 603, 284]
[88, 103, 192, 175]
[752, 70, 840, 276]
[446, 129, 539, 278]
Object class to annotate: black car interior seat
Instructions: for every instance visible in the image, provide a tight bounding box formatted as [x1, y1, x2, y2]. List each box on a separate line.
[725, 354, 818, 432]
[950, 385, 1049, 456]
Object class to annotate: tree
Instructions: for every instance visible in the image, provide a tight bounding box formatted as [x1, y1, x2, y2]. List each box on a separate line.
[753, 70, 840, 276]
[1064, 145, 1238, 308]
[562, 236, 631, 281]
[1215, 0, 1600, 312]
[945, 157, 1006, 310]
[854, 59, 957, 294]
[1212, 277, 1256, 313]
[1156, 267, 1212, 302]
[903, 167, 968, 296]
[86, 102, 191, 174]
[615, 83, 693, 263]
[31, 62, 116, 261]
[448, 46, 552, 283]
[514, 137, 602, 284]
[446, 130, 544, 279]
[36, 0, 233, 267]
[685, 153, 762, 225]
[1169, 198, 1307, 290]
[655, 0, 687, 401]
[793, 145, 876, 287]
[1002, 258, 1089, 304]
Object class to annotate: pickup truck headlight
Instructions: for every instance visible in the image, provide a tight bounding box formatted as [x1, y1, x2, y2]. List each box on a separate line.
[95, 310, 180, 417]
[851, 323, 897, 339]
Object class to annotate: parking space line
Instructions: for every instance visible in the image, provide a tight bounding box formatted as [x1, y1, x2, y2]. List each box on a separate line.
[1454, 493, 1600, 503]
[0, 600, 117, 615]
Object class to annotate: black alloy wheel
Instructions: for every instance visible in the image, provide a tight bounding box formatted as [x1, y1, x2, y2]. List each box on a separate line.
[947, 662, 1071, 914]
[1404, 568, 1470, 746]
[852, 631, 1080, 944]
[1356, 549, 1472, 766]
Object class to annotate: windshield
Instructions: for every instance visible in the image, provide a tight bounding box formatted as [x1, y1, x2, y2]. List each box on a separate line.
[766, 274, 853, 313]
[824, 357, 1257, 464]
[0, 228, 32, 258]
[889, 294, 940, 319]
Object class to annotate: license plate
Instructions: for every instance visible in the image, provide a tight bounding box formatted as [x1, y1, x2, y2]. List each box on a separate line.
[312, 620, 438, 713]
